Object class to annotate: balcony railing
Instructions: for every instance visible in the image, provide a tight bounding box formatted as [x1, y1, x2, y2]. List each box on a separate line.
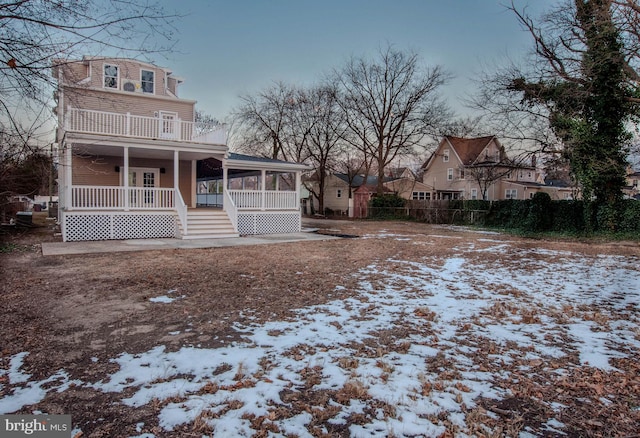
[65, 107, 226, 144]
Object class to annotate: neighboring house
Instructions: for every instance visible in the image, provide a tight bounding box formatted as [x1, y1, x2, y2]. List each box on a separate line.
[421, 136, 573, 201]
[311, 173, 380, 216]
[624, 169, 640, 199]
[54, 57, 308, 242]
[382, 168, 434, 201]
[541, 178, 576, 200]
[310, 169, 432, 216]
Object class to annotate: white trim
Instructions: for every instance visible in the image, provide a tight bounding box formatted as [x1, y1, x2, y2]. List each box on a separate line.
[223, 158, 310, 173]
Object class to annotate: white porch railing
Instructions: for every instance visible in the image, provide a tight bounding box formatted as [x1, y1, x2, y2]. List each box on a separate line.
[175, 189, 188, 236]
[71, 186, 175, 210]
[227, 190, 299, 210]
[223, 189, 238, 231]
[66, 107, 225, 144]
[71, 186, 299, 211]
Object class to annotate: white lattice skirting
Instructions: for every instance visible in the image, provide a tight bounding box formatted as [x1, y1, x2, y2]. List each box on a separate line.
[237, 212, 301, 235]
[62, 212, 177, 241]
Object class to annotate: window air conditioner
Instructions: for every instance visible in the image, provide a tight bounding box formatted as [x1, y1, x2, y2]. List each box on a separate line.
[122, 80, 143, 93]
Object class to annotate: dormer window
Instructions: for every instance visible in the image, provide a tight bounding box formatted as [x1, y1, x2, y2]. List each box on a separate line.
[104, 64, 118, 89]
[141, 69, 154, 94]
[443, 149, 449, 162]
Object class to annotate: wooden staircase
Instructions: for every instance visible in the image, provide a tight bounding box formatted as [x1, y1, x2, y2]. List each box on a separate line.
[179, 209, 239, 239]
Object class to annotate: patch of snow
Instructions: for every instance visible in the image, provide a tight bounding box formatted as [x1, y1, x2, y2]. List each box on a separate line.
[149, 295, 176, 303]
[5, 239, 639, 436]
[0, 354, 79, 414]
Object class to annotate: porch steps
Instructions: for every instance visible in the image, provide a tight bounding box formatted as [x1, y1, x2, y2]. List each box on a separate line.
[180, 209, 239, 239]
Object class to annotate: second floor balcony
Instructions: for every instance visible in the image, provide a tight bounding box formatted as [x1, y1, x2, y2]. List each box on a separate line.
[64, 107, 226, 145]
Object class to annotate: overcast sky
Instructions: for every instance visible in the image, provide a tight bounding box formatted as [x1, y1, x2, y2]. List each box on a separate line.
[156, 0, 556, 121]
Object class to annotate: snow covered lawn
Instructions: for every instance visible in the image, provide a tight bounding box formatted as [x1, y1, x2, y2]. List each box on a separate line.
[1, 224, 639, 437]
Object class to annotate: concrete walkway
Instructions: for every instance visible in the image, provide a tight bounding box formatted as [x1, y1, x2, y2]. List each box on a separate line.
[41, 231, 340, 256]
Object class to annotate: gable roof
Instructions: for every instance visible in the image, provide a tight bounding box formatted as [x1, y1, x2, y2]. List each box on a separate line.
[422, 135, 499, 170]
[445, 136, 497, 165]
[335, 173, 378, 187]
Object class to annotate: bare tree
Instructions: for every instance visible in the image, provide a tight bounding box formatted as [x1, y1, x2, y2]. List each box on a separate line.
[194, 109, 221, 131]
[332, 147, 372, 212]
[298, 83, 348, 214]
[334, 45, 451, 195]
[436, 116, 489, 139]
[0, 0, 177, 133]
[232, 82, 305, 161]
[0, 0, 177, 204]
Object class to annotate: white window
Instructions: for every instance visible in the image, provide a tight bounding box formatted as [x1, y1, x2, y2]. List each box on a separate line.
[412, 191, 431, 200]
[471, 188, 478, 200]
[447, 168, 453, 181]
[336, 189, 342, 198]
[443, 149, 449, 162]
[104, 64, 118, 89]
[505, 189, 517, 199]
[458, 168, 465, 179]
[141, 69, 154, 93]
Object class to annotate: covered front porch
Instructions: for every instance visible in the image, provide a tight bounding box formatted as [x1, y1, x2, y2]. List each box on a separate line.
[58, 137, 308, 241]
[200, 153, 309, 235]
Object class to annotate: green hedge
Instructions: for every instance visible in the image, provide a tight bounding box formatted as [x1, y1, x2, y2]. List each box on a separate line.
[481, 198, 640, 234]
[369, 194, 408, 219]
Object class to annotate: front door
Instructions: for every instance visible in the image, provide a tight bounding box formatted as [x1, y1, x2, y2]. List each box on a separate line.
[128, 168, 159, 207]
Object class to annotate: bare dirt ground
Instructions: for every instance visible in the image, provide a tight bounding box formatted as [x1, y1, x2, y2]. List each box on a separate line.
[1, 220, 639, 437]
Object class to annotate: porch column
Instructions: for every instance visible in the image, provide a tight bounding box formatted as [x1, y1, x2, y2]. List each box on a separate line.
[191, 160, 197, 207]
[261, 169, 266, 211]
[174, 150, 179, 205]
[65, 143, 72, 210]
[222, 166, 228, 210]
[123, 146, 129, 211]
[296, 171, 302, 211]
